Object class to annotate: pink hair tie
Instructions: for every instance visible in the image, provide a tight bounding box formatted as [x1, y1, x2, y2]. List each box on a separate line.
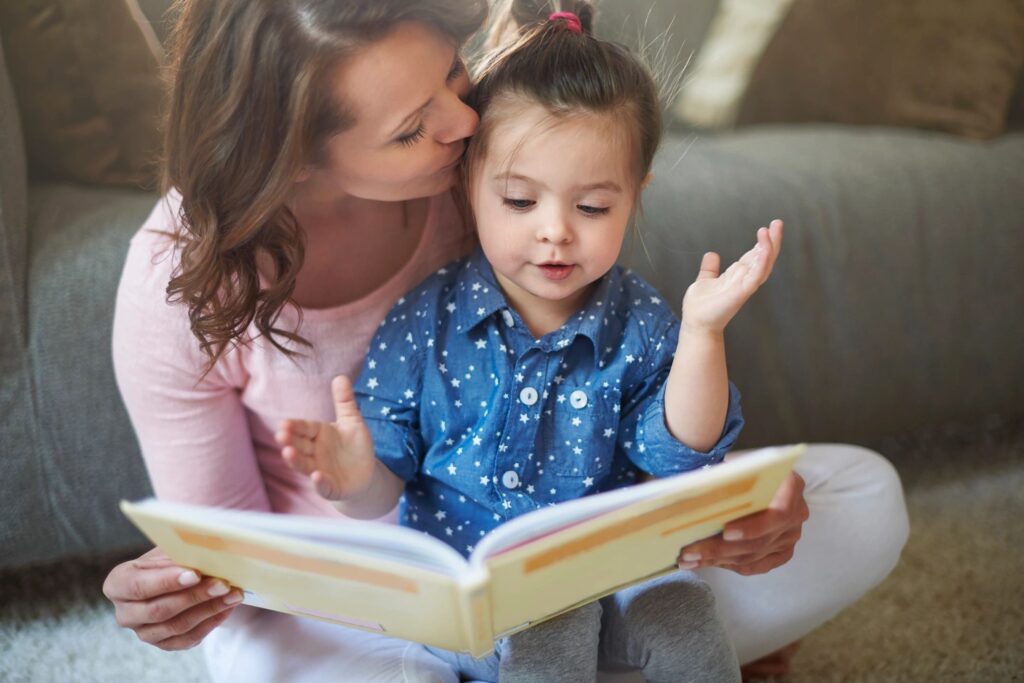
[549, 11, 583, 34]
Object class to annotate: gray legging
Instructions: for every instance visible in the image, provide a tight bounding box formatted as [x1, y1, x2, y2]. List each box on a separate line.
[427, 571, 741, 683]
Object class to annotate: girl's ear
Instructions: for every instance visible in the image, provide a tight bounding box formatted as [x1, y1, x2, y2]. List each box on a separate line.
[640, 173, 654, 190]
[295, 167, 313, 183]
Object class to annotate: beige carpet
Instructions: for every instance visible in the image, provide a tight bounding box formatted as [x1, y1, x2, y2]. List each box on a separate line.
[2, 415, 1022, 682]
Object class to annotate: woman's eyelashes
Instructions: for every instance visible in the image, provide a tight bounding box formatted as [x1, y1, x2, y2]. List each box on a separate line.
[446, 57, 465, 83]
[395, 58, 465, 147]
[396, 124, 426, 147]
[502, 197, 611, 216]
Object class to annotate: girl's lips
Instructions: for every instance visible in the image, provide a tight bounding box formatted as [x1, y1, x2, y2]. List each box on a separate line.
[537, 263, 574, 280]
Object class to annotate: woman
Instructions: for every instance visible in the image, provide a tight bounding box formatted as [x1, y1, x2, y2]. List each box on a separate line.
[103, 1, 909, 681]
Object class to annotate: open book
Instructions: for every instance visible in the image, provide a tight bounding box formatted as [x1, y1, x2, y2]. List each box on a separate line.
[121, 443, 804, 657]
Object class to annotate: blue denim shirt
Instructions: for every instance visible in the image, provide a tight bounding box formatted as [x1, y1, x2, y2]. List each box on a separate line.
[356, 249, 744, 557]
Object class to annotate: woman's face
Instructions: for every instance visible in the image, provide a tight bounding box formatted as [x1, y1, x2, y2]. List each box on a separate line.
[302, 22, 478, 202]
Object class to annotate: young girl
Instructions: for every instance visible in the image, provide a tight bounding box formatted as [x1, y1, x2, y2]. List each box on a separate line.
[277, 3, 782, 681]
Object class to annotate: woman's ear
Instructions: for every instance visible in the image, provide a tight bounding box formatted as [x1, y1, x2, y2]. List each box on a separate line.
[640, 172, 654, 190]
[295, 167, 313, 183]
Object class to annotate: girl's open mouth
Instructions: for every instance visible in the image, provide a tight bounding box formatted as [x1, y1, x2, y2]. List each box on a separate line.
[537, 263, 574, 280]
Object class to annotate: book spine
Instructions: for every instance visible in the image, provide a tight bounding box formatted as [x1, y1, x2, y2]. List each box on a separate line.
[457, 567, 494, 658]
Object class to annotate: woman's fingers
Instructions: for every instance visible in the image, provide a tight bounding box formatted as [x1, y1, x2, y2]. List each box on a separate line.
[152, 609, 235, 651]
[114, 576, 241, 630]
[132, 586, 242, 649]
[104, 553, 202, 603]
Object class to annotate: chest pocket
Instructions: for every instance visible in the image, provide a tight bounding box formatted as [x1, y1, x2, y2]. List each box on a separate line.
[537, 383, 622, 478]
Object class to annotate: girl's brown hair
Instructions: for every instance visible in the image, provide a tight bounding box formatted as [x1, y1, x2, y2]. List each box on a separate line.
[466, 0, 662, 198]
[163, 0, 487, 372]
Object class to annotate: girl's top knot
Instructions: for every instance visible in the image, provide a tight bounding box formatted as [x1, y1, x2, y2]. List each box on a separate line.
[548, 11, 583, 34]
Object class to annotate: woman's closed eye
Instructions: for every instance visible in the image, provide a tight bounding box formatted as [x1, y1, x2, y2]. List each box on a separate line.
[396, 124, 426, 147]
[395, 57, 464, 148]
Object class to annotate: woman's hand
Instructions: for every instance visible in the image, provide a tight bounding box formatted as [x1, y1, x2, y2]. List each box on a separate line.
[102, 546, 243, 650]
[676, 470, 809, 575]
[276, 375, 378, 501]
[681, 220, 784, 334]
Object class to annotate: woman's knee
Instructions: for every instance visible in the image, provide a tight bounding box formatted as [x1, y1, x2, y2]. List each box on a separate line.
[800, 443, 910, 583]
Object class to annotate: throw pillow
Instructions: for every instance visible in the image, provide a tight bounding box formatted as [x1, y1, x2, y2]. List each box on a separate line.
[0, 0, 164, 188]
[671, 0, 794, 129]
[736, 0, 1024, 140]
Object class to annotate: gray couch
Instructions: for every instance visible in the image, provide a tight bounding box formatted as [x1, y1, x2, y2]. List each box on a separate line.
[2, 1, 1023, 571]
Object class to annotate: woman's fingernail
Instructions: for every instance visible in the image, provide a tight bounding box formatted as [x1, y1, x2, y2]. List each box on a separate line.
[223, 591, 244, 605]
[178, 570, 200, 587]
[208, 581, 230, 597]
[682, 552, 701, 562]
[678, 561, 699, 570]
[723, 529, 744, 541]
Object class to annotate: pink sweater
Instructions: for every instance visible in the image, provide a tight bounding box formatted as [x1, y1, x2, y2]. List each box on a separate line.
[112, 191, 471, 522]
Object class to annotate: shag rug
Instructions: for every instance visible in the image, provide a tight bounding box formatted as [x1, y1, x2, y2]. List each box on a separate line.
[2, 415, 1022, 683]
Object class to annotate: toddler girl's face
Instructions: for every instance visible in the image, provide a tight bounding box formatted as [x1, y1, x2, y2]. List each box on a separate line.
[470, 103, 638, 323]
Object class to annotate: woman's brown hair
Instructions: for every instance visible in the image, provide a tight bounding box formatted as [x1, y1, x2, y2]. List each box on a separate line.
[466, 0, 662, 200]
[162, 0, 488, 372]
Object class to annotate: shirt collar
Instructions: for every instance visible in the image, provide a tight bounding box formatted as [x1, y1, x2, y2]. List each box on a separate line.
[453, 248, 625, 363]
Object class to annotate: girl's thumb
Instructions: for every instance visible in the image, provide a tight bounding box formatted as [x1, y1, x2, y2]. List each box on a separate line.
[331, 375, 358, 421]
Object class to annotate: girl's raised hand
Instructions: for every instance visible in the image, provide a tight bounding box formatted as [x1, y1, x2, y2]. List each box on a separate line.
[682, 219, 784, 334]
[275, 375, 378, 501]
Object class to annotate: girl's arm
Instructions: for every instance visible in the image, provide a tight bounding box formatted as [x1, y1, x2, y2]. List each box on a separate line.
[664, 221, 783, 450]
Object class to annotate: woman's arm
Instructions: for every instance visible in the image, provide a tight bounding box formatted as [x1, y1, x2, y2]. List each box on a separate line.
[104, 227, 265, 649]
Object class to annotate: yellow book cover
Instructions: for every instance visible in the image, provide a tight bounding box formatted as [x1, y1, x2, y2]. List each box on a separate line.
[121, 443, 805, 657]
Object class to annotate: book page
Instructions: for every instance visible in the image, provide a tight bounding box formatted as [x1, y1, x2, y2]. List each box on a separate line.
[470, 446, 796, 565]
[132, 500, 470, 576]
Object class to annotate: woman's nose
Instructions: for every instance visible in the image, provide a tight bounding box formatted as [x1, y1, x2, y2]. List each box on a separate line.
[436, 94, 479, 144]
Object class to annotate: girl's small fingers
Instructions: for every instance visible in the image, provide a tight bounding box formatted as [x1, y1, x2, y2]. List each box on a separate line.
[282, 419, 318, 440]
[696, 252, 721, 280]
[282, 446, 315, 475]
[312, 470, 339, 500]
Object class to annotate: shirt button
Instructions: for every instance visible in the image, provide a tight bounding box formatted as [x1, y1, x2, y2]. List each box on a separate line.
[570, 390, 588, 409]
[502, 310, 515, 327]
[502, 470, 520, 489]
[519, 387, 538, 406]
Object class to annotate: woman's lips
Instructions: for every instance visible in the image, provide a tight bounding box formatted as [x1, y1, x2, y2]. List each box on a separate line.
[537, 263, 574, 280]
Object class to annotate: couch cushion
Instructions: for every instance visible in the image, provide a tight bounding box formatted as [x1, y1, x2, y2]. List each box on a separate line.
[17, 184, 158, 565]
[0, 33, 27, 324]
[0, 33, 47, 569]
[622, 127, 1024, 446]
[0, 0, 164, 188]
[735, 0, 1024, 140]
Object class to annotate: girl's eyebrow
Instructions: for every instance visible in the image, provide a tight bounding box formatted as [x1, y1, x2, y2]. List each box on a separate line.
[492, 172, 623, 193]
[386, 49, 460, 139]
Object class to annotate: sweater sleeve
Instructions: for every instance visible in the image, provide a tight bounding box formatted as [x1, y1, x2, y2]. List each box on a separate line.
[111, 205, 270, 512]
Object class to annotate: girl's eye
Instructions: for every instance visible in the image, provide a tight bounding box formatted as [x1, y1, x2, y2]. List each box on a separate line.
[396, 124, 426, 147]
[503, 198, 535, 211]
[578, 204, 610, 216]
[446, 58, 465, 82]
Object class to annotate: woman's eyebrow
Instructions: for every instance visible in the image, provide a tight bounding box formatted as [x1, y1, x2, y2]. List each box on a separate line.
[386, 49, 460, 139]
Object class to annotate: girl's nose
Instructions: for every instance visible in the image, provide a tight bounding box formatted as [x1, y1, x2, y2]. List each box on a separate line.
[537, 212, 573, 244]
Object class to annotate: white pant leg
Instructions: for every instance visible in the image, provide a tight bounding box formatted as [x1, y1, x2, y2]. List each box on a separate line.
[202, 606, 459, 683]
[701, 443, 910, 664]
